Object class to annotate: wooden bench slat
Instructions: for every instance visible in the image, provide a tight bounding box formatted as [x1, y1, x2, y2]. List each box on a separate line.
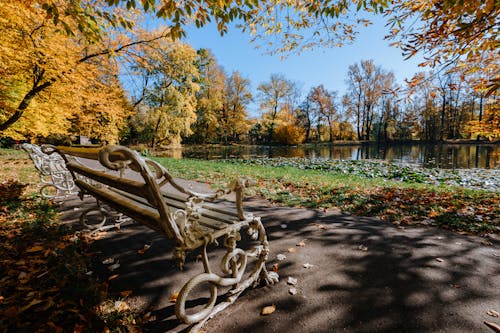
[68, 162, 150, 200]
[201, 202, 239, 218]
[108, 188, 238, 232]
[75, 180, 166, 234]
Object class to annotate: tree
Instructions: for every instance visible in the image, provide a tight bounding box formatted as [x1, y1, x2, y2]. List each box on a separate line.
[468, 100, 500, 141]
[307, 85, 338, 142]
[257, 74, 296, 143]
[48, 0, 388, 51]
[0, 2, 131, 141]
[128, 39, 200, 147]
[345, 60, 395, 140]
[386, 0, 499, 93]
[0, 1, 172, 134]
[222, 71, 253, 143]
[191, 49, 226, 143]
[48, 0, 497, 93]
[296, 100, 314, 142]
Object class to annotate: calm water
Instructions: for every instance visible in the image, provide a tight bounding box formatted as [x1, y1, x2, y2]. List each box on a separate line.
[157, 143, 500, 169]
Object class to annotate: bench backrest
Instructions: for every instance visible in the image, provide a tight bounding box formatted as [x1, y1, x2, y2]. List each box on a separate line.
[22, 143, 66, 175]
[48, 145, 185, 243]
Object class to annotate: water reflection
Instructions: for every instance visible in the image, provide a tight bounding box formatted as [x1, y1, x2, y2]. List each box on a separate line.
[155, 143, 500, 169]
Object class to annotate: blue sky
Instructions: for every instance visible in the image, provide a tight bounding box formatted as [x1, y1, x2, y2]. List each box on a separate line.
[178, 16, 424, 117]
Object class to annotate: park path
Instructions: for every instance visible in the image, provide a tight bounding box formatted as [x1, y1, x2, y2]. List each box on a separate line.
[59, 178, 500, 333]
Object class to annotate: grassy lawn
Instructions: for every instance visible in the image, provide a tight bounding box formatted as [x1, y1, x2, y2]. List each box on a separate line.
[154, 157, 499, 235]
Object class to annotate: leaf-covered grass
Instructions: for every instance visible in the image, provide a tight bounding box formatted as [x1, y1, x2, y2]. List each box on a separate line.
[0, 150, 142, 332]
[154, 157, 499, 234]
[0, 194, 105, 331]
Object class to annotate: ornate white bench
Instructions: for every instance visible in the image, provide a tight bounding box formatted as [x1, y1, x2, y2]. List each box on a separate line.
[22, 143, 78, 201]
[44, 144, 278, 331]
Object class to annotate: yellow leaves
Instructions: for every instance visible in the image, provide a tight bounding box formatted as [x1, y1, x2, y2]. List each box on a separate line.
[261, 304, 276, 315]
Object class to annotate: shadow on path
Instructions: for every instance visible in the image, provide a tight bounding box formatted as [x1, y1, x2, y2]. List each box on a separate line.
[59, 190, 500, 333]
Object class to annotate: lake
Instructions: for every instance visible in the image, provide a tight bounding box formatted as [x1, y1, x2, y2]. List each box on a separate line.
[156, 143, 500, 169]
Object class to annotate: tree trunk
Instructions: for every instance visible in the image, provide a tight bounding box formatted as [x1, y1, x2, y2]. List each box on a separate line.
[0, 80, 54, 132]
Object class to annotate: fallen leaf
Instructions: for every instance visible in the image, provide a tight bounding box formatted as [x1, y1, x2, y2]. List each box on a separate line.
[261, 304, 276, 315]
[313, 223, 326, 230]
[435, 258, 444, 262]
[287, 277, 297, 285]
[120, 290, 133, 297]
[428, 211, 439, 218]
[26, 245, 44, 253]
[288, 248, 297, 253]
[303, 263, 314, 269]
[19, 299, 43, 313]
[484, 321, 500, 332]
[137, 244, 151, 254]
[297, 240, 306, 247]
[102, 258, 115, 265]
[272, 263, 279, 273]
[107, 263, 120, 271]
[108, 274, 119, 281]
[280, 224, 288, 229]
[288, 287, 297, 295]
[487, 309, 499, 318]
[169, 292, 179, 303]
[358, 245, 368, 251]
[276, 254, 287, 261]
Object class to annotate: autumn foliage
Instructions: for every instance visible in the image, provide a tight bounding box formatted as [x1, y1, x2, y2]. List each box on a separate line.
[274, 124, 306, 145]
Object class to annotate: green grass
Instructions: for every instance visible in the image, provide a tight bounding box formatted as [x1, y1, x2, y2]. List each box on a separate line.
[154, 157, 499, 234]
[0, 148, 38, 185]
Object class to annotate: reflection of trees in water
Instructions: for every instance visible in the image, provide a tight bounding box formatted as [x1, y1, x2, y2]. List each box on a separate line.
[173, 144, 499, 169]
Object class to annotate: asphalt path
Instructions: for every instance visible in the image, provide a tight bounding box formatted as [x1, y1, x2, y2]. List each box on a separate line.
[59, 178, 500, 333]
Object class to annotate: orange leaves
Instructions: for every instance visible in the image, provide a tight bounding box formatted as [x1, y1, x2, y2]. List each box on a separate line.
[137, 243, 151, 254]
[25, 245, 45, 253]
[0, 198, 100, 332]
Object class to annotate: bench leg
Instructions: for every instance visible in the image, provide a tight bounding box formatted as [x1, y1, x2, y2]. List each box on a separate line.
[175, 216, 278, 332]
